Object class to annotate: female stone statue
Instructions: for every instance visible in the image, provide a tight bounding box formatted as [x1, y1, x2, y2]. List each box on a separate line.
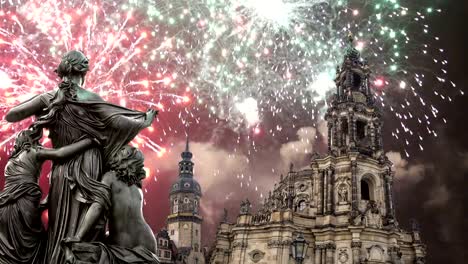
[0, 127, 99, 264]
[5, 50, 157, 264]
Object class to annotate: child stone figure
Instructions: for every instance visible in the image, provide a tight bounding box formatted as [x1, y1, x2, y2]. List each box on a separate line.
[0, 127, 99, 264]
[62, 145, 158, 264]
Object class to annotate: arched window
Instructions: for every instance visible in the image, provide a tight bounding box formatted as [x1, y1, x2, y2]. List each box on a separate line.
[352, 73, 362, 89]
[356, 120, 367, 140]
[184, 197, 190, 203]
[361, 179, 370, 200]
[298, 200, 307, 211]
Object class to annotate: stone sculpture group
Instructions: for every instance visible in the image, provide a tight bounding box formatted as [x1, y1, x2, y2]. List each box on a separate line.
[0, 51, 159, 264]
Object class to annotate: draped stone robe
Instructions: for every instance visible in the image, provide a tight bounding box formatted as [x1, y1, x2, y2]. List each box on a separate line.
[39, 89, 148, 264]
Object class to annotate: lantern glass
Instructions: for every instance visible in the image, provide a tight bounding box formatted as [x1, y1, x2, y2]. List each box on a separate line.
[296, 240, 305, 257]
[290, 243, 297, 258]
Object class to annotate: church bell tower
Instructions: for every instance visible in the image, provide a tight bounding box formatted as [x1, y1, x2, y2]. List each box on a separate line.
[167, 137, 205, 264]
[324, 33, 396, 225]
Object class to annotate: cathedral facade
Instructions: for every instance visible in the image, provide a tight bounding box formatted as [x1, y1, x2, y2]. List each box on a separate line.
[209, 35, 426, 264]
[167, 138, 206, 264]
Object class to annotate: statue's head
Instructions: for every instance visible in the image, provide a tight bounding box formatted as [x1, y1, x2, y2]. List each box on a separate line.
[55, 50, 89, 85]
[107, 145, 146, 188]
[10, 127, 42, 159]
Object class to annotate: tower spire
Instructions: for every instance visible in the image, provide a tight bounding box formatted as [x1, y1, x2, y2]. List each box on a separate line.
[185, 135, 190, 152]
[325, 32, 383, 158]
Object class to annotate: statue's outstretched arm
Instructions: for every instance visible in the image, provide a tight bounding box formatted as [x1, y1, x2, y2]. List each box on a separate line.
[5, 95, 47, 122]
[36, 138, 97, 161]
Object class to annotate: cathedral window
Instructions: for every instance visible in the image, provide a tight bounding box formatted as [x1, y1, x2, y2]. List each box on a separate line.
[298, 200, 307, 211]
[357, 120, 367, 140]
[184, 197, 190, 203]
[195, 229, 198, 236]
[352, 73, 362, 89]
[170, 230, 175, 235]
[184, 182, 191, 188]
[361, 179, 371, 200]
[341, 117, 349, 145]
[164, 250, 171, 258]
[194, 243, 199, 252]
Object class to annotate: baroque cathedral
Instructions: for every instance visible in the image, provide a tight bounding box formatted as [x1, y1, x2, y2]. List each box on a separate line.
[208, 35, 427, 264]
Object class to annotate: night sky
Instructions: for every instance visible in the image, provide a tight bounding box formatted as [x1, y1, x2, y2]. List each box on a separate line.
[143, 1, 468, 263]
[0, 0, 467, 263]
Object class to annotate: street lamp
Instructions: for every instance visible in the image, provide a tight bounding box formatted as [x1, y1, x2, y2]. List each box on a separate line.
[290, 233, 309, 264]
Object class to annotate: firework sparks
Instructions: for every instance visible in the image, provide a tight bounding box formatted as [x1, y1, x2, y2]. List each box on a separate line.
[0, 0, 461, 193]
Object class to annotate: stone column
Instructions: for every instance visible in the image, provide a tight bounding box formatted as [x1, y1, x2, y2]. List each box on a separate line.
[347, 115, 352, 147]
[376, 122, 383, 150]
[326, 169, 333, 214]
[314, 245, 322, 264]
[317, 170, 323, 215]
[369, 122, 376, 150]
[384, 170, 395, 223]
[351, 242, 362, 264]
[328, 122, 333, 152]
[323, 169, 329, 214]
[325, 243, 336, 264]
[350, 113, 356, 148]
[321, 247, 326, 264]
[336, 118, 342, 149]
[351, 161, 358, 212]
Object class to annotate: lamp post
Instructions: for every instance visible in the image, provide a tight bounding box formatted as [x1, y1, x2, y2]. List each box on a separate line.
[290, 233, 309, 264]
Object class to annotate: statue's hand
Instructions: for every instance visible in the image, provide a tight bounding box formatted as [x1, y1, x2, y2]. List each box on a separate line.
[92, 137, 104, 147]
[144, 109, 158, 127]
[39, 196, 48, 211]
[62, 236, 81, 245]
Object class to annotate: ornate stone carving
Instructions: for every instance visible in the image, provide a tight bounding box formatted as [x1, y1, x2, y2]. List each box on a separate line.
[252, 207, 271, 225]
[351, 242, 362, 248]
[267, 239, 291, 248]
[326, 243, 336, 250]
[338, 183, 349, 203]
[232, 241, 247, 249]
[414, 256, 426, 264]
[367, 245, 385, 262]
[350, 200, 383, 228]
[248, 249, 265, 263]
[337, 248, 349, 263]
[239, 199, 251, 215]
[298, 183, 308, 192]
[388, 246, 403, 264]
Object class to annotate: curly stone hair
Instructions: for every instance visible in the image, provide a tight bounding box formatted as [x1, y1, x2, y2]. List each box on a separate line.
[9, 126, 43, 159]
[107, 145, 146, 188]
